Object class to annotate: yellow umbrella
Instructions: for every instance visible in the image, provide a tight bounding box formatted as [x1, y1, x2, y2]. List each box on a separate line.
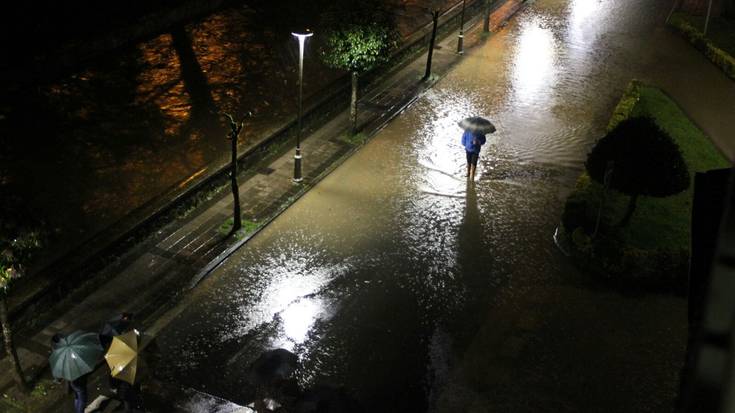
[104, 330, 139, 384]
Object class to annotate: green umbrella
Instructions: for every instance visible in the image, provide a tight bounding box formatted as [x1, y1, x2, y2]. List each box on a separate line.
[49, 331, 104, 381]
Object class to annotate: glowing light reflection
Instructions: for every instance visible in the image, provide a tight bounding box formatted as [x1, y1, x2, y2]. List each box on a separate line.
[570, 0, 599, 24]
[511, 20, 557, 106]
[569, 0, 602, 46]
[280, 297, 323, 344]
[223, 242, 343, 349]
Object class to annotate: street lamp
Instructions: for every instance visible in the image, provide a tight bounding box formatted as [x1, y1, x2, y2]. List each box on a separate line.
[292, 29, 313, 183]
[457, 0, 466, 54]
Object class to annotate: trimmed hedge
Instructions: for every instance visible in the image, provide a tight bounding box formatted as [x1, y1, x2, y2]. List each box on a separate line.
[606, 80, 641, 131]
[668, 12, 735, 80]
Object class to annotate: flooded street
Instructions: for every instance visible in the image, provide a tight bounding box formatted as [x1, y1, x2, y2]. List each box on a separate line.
[149, 0, 735, 410]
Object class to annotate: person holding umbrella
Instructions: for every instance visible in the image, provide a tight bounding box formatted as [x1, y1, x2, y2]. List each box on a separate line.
[459, 116, 496, 181]
[68, 375, 89, 413]
[99, 312, 134, 348]
[48, 331, 104, 413]
[462, 129, 485, 180]
[105, 329, 144, 412]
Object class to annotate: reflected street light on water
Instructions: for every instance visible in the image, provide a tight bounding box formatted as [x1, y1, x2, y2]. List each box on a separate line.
[292, 29, 313, 183]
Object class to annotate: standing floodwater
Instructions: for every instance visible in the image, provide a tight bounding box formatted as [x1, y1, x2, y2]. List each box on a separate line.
[151, 0, 735, 411]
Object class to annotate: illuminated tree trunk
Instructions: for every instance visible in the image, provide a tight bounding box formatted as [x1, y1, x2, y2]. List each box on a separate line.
[424, 10, 440, 81]
[230, 133, 241, 232]
[351, 71, 358, 134]
[0, 297, 27, 392]
[225, 114, 243, 233]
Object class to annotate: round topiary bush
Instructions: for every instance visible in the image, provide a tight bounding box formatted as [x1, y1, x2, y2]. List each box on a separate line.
[586, 116, 690, 226]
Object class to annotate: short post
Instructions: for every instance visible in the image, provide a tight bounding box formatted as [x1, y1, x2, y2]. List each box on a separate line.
[457, 0, 466, 54]
[704, 0, 713, 36]
[292, 30, 313, 183]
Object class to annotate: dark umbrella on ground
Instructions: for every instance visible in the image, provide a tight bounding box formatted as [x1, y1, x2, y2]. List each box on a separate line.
[295, 385, 365, 413]
[458, 116, 496, 134]
[100, 313, 133, 338]
[49, 331, 104, 381]
[247, 349, 299, 412]
[100, 312, 133, 347]
[248, 348, 298, 386]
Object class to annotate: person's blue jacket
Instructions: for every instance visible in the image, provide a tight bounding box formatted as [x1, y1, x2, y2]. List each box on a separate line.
[461, 130, 486, 153]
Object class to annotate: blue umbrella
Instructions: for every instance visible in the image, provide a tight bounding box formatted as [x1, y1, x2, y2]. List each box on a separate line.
[49, 331, 104, 381]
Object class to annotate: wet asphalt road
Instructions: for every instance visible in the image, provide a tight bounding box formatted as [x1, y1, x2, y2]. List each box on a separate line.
[146, 0, 735, 410]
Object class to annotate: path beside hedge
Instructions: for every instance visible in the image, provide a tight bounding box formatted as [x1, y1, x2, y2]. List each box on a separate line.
[668, 12, 735, 80]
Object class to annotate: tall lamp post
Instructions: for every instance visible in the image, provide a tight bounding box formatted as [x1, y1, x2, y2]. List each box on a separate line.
[292, 29, 313, 183]
[457, 0, 466, 54]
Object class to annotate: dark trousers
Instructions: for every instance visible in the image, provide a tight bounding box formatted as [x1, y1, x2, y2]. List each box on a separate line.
[110, 377, 138, 412]
[69, 379, 87, 413]
[466, 150, 479, 166]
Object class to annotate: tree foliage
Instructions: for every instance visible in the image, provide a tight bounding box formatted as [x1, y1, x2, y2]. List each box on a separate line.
[586, 116, 690, 199]
[320, 0, 398, 74]
[0, 194, 44, 295]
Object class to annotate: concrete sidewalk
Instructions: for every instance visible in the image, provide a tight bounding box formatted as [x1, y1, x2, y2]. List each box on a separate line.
[0, 1, 526, 411]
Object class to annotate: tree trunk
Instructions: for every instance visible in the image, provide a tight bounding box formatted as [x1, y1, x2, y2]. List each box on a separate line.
[230, 130, 241, 232]
[225, 114, 242, 233]
[592, 188, 607, 239]
[619, 194, 639, 227]
[423, 10, 440, 81]
[483, 2, 491, 32]
[0, 298, 27, 392]
[171, 25, 217, 124]
[350, 72, 358, 134]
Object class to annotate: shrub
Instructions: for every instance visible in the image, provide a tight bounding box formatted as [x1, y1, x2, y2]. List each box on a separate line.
[561, 174, 598, 232]
[0, 193, 46, 293]
[585, 116, 690, 226]
[607, 80, 641, 131]
[571, 227, 592, 253]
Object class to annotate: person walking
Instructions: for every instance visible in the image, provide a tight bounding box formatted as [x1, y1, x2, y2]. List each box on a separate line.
[110, 376, 139, 412]
[68, 374, 88, 413]
[461, 129, 486, 180]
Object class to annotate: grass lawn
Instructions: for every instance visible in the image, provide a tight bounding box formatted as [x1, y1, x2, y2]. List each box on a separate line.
[565, 81, 730, 255]
[218, 216, 260, 239]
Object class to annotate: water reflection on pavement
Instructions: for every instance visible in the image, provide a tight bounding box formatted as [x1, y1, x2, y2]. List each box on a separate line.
[146, 0, 729, 410]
